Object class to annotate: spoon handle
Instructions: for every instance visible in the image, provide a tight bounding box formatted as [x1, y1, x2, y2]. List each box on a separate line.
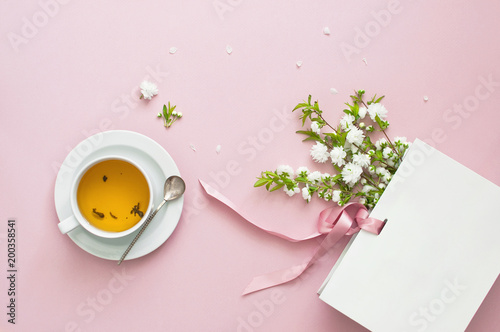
[117, 200, 167, 265]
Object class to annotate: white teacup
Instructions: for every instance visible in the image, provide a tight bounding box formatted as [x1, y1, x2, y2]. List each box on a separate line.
[58, 155, 154, 238]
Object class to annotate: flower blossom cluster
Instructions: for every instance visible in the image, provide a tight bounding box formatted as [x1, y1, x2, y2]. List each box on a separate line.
[255, 91, 410, 209]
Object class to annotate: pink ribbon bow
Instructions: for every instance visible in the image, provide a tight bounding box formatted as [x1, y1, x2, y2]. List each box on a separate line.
[199, 180, 385, 295]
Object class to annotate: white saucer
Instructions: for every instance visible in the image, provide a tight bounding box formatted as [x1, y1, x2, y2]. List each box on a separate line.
[54, 130, 183, 261]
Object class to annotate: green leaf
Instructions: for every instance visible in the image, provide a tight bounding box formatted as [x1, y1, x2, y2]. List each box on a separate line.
[374, 115, 385, 129]
[293, 102, 308, 112]
[302, 137, 321, 142]
[302, 136, 323, 142]
[254, 178, 269, 187]
[270, 183, 284, 192]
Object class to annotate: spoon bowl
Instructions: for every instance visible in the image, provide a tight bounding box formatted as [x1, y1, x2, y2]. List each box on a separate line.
[163, 175, 186, 201]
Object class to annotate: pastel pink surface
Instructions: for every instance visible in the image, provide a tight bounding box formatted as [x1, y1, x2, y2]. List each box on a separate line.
[1, 1, 499, 331]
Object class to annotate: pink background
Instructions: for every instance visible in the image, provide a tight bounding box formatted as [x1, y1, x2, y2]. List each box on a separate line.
[1, 0, 500, 331]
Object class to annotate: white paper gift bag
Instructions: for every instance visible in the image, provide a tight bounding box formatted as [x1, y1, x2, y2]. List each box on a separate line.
[318, 139, 500, 332]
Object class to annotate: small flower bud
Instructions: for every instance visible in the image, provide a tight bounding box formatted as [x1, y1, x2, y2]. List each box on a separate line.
[359, 122, 365, 128]
[178, 112, 183, 118]
[157, 113, 162, 117]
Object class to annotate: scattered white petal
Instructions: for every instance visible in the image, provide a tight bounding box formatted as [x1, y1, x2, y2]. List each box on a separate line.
[330, 88, 338, 95]
[226, 45, 233, 54]
[215, 145, 221, 154]
[323, 27, 331, 35]
[296, 60, 303, 68]
[190, 144, 197, 152]
[169, 47, 177, 54]
[423, 95, 429, 102]
[362, 57, 368, 65]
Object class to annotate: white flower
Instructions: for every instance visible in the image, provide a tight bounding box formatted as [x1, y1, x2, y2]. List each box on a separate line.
[321, 173, 331, 181]
[340, 114, 355, 130]
[311, 121, 321, 134]
[307, 171, 322, 183]
[394, 136, 407, 144]
[358, 107, 367, 119]
[331, 190, 341, 203]
[362, 185, 376, 193]
[358, 197, 366, 205]
[330, 146, 347, 166]
[346, 126, 365, 146]
[376, 166, 388, 176]
[368, 103, 388, 121]
[284, 186, 300, 197]
[140, 81, 158, 100]
[352, 153, 371, 168]
[382, 147, 393, 159]
[341, 163, 363, 187]
[302, 187, 311, 202]
[296, 167, 309, 176]
[310, 142, 329, 163]
[276, 165, 294, 177]
[344, 141, 358, 154]
[375, 138, 388, 150]
[376, 167, 391, 183]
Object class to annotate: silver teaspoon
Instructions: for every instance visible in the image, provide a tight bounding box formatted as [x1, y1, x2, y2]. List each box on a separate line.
[117, 175, 186, 265]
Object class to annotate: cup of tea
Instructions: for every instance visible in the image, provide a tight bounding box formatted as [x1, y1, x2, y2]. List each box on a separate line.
[58, 156, 154, 238]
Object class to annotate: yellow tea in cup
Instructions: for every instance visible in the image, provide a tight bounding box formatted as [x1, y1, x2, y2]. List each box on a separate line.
[76, 159, 150, 232]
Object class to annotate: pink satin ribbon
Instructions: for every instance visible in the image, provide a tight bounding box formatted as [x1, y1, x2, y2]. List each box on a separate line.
[199, 179, 385, 295]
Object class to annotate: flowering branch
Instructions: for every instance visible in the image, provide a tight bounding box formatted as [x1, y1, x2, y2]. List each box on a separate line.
[254, 90, 410, 209]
